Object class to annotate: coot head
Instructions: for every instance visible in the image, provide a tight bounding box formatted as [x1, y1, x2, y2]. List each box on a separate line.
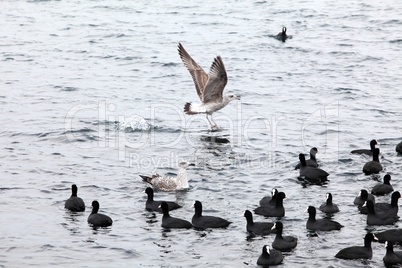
[144, 187, 154, 198]
[370, 139, 378, 151]
[373, 148, 380, 161]
[326, 193, 333, 203]
[243, 210, 253, 223]
[271, 221, 284, 232]
[71, 184, 78, 196]
[310, 147, 318, 156]
[191, 200, 203, 215]
[384, 174, 391, 184]
[91, 200, 100, 214]
[160, 202, 170, 215]
[299, 153, 307, 166]
[363, 200, 375, 213]
[359, 189, 371, 201]
[272, 188, 278, 197]
[275, 192, 287, 202]
[391, 191, 401, 203]
[364, 233, 378, 246]
[306, 206, 316, 218]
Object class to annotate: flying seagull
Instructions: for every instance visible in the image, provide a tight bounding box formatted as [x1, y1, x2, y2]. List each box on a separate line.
[178, 42, 240, 129]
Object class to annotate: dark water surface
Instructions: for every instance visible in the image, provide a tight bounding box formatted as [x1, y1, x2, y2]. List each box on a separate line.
[1, 0, 402, 267]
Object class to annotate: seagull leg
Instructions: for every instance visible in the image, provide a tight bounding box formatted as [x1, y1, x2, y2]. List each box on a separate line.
[210, 114, 219, 129]
[206, 114, 214, 129]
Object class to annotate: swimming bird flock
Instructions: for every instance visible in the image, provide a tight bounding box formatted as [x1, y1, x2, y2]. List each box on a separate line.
[61, 41, 402, 266]
[64, 137, 402, 266]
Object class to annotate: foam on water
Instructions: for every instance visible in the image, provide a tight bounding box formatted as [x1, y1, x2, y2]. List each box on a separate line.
[118, 115, 151, 132]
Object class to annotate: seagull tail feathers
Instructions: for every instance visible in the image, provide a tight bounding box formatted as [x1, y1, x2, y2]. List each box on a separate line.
[184, 102, 198, 115]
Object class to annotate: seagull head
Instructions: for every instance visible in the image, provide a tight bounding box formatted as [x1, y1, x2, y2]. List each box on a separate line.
[178, 161, 195, 169]
[225, 94, 241, 102]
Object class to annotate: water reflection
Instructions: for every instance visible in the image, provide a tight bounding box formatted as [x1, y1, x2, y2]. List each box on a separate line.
[142, 211, 158, 224]
[196, 134, 236, 172]
[245, 232, 274, 242]
[200, 135, 230, 144]
[306, 230, 319, 238]
[173, 188, 190, 204]
[297, 176, 329, 188]
[62, 210, 86, 235]
[89, 224, 113, 233]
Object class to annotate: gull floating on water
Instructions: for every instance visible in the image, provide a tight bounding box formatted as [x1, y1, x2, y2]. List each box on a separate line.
[178, 42, 240, 129]
[140, 161, 195, 191]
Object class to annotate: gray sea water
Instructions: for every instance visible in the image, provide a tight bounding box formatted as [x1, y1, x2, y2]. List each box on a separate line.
[1, 0, 402, 267]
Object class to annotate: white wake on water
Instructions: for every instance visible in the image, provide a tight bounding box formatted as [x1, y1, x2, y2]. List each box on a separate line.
[118, 115, 151, 132]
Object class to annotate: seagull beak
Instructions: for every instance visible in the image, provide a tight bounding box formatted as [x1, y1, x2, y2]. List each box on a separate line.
[189, 163, 195, 166]
[236, 96, 241, 100]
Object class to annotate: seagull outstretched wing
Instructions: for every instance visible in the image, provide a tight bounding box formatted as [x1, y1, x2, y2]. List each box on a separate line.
[178, 43, 208, 101]
[202, 55, 227, 103]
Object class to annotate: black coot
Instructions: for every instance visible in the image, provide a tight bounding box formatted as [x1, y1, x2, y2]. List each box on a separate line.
[144, 187, 181, 212]
[271, 221, 297, 251]
[360, 191, 400, 216]
[364, 200, 398, 226]
[298, 154, 329, 184]
[319, 193, 339, 213]
[335, 233, 377, 259]
[160, 202, 192, 229]
[87, 201, 113, 227]
[351, 139, 378, 156]
[64, 184, 85, 212]
[275, 27, 288, 42]
[383, 241, 402, 265]
[371, 174, 393, 196]
[353, 189, 375, 207]
[259, 188, 278, 207]
[254, 192, 286, 217]
[295, 147, 318, 169]
[375, 229, 402, 243]
[243, 210, 275, 236]
[257, 245, 283, 266]
[191, 201, 232, 229]
[306, 206, 343, 231]
[363, 148, 382, 175]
